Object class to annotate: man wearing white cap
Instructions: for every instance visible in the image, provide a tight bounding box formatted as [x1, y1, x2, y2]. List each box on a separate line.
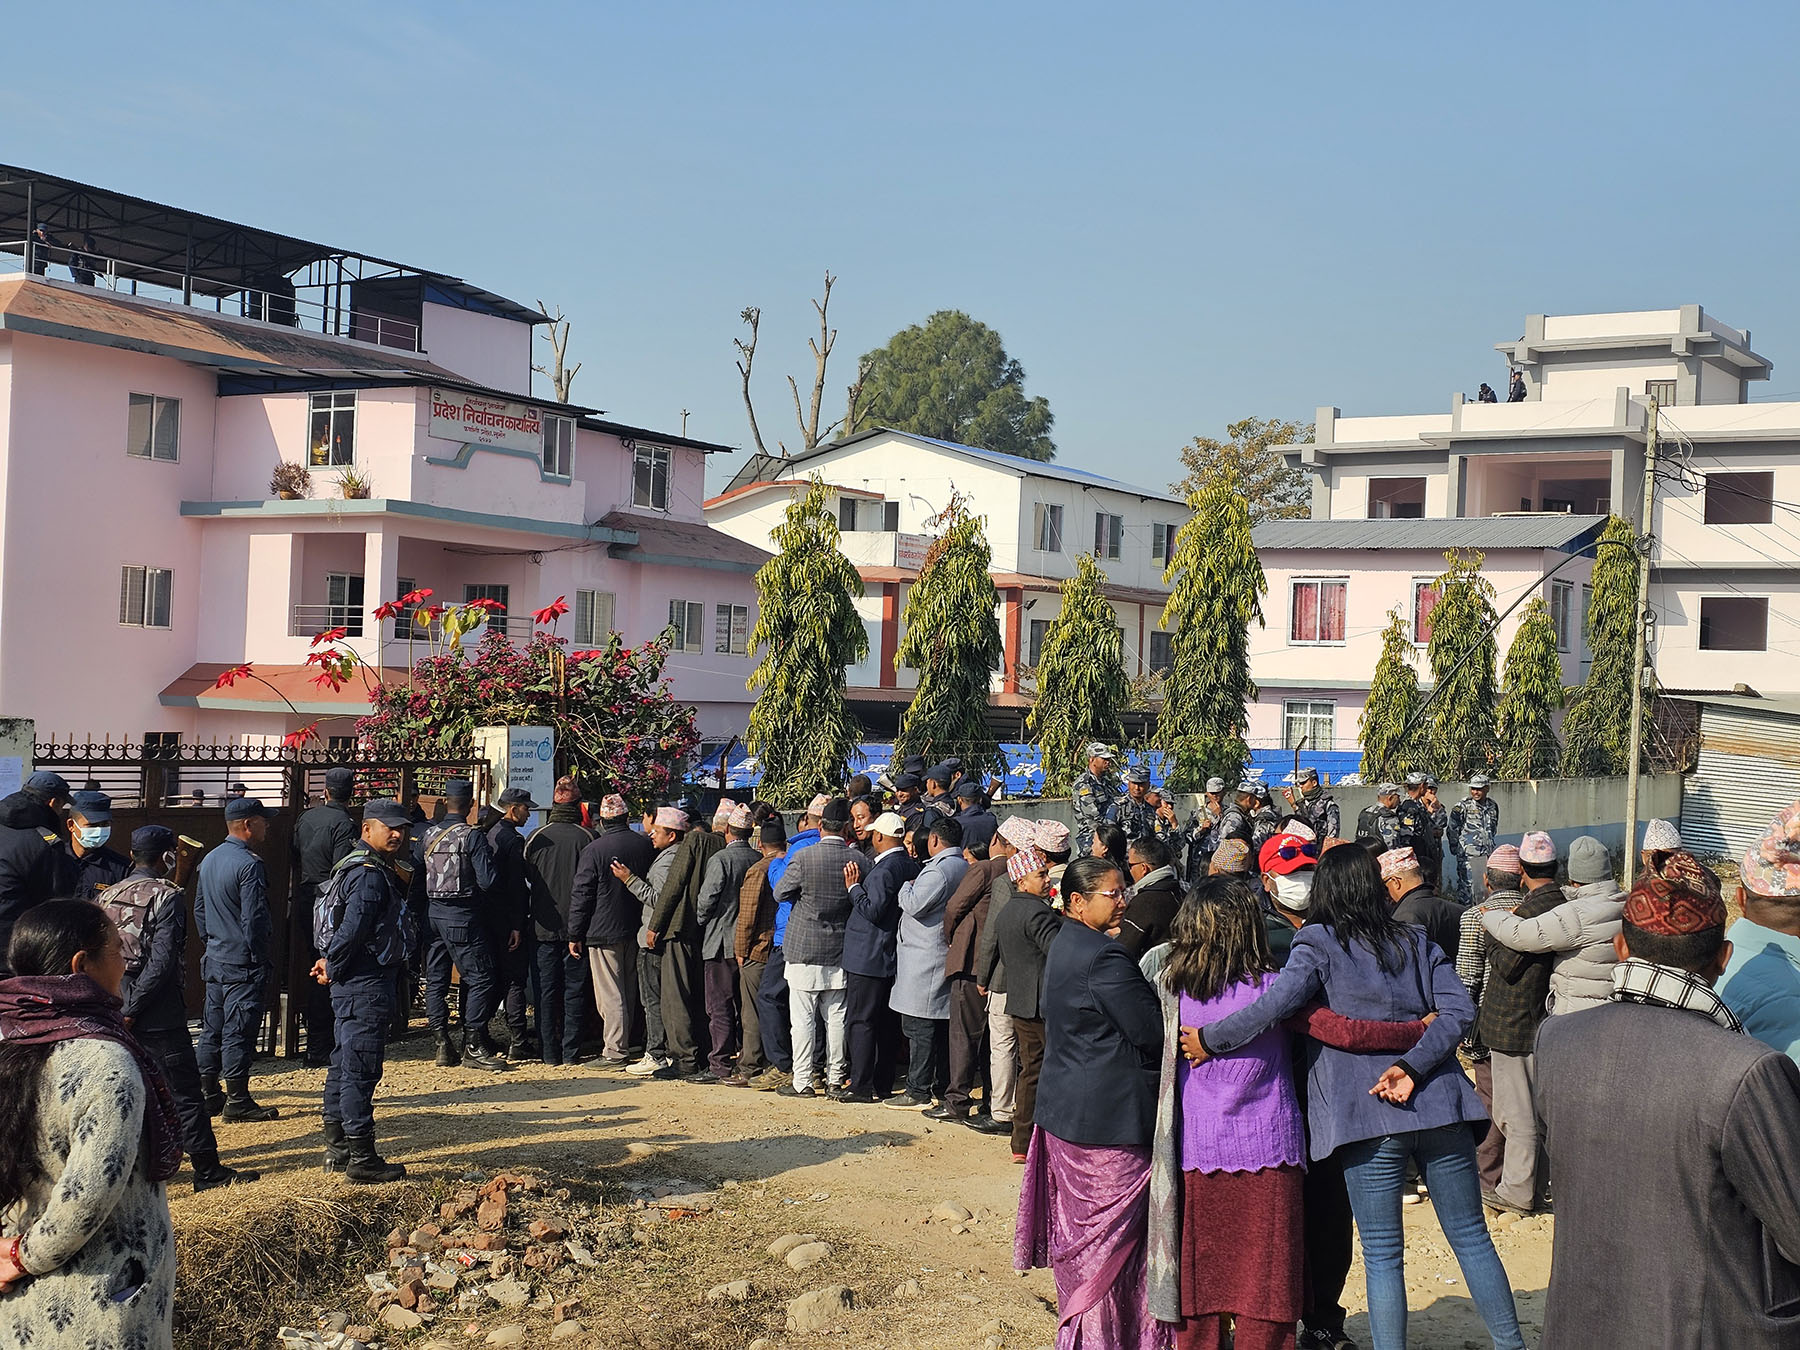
[839, 810, 920, 1102]
[692, 804, 760, 1082]
[1640, 818, 1681, 879]
[609, 806, 690, 1076]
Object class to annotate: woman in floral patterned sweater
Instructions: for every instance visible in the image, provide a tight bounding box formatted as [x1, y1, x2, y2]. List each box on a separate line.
[0, 899, 181, 1349]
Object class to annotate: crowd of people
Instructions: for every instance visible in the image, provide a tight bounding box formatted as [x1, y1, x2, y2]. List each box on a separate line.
[1, 751, 1799, 1348]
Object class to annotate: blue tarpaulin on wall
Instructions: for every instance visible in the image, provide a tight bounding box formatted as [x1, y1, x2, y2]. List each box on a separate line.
[690, 741, 1367, 796]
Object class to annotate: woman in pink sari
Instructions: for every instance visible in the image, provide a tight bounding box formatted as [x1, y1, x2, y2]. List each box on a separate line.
[1015, 855, 1168, 1349]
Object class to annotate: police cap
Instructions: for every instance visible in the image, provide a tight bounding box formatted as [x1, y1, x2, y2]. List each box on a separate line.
[132, 825, 176, 854]
[1124, 765, 1151, 785]
[1085, 742, 1115, 762]
[24, 770, 70, 799]
[498, 787, 537, 808]
[363, 798, 412, 828]
[900, 755, 928, 777]
[954, 779, 984, 801]
[224, 796, 278, 821]
[324, 766, 356, 797]
[892, 773, 922, 792]
[925, 764, 953, 787]
[1205, 777, 1227, 794]
[1296, 767, 1319, 785]
[443, 777, 475, 800]
[70, 790, 112, 822]
[1468, 773, 1493, 789]
[1404, 771, 1427, 788]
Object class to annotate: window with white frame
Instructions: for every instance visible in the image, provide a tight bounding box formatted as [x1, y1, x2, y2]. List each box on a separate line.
[1148, 630, 1173, 673]
[1027, 618, 1051, 667]
[881, 500, 900, 532]
[716, 603, 749, 655]
[838, 497, 859, 532]
[1033, 503, 1064, 553]
[1094, 511, 1123, 560]
[1549, 580, 1574, 653]
[308, 391, 356, 466]
[126, 393, 180, 461]
[574, 589, 615, 645]
[326, 572, 366, 637]
[633, 444, 671, 511]
[1284, 700, 1335, 751]
[1412, 578, 1440, 646]
[464, 583, 509, 635]
[119, 565, 172, 629]
[668, 599, 704, 651]
[392, 576, 419, 640]
[1290, 578, 1347, 644]
[1151, 522, 1175, 565]
[542, 414, 574, 477]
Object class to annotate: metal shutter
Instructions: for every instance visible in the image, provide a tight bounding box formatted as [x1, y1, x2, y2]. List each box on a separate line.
[1680, 705, 1800, 857]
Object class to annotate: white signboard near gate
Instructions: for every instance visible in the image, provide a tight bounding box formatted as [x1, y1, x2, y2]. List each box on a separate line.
[473, 725, 556, 814]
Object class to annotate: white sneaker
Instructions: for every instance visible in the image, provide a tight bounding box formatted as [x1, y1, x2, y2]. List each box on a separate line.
[626, 1054, 669, 1076]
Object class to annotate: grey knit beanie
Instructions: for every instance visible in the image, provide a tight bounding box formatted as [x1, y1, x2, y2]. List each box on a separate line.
[1567, 835, 1611, 885]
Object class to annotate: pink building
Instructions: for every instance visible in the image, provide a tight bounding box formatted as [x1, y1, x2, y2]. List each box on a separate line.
[0, 165, 766, 745]
[1246, 516, 1600, 756]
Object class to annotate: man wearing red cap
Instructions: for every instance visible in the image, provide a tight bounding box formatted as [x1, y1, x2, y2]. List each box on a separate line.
[1536, 852, 1800, 1348]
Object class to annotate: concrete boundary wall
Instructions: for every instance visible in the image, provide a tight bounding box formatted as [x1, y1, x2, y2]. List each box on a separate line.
[994, 774, 1684, 858]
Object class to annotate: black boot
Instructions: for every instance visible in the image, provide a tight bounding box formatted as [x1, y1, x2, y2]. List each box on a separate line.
[433, 1028, 458, 1068]
[322, 1117, 349, 1173]
[460, 1033, 509, 1074]
[191, 1150, 260, 1191]
[343, 1133, 406, 1185]
[220, 1078, 279, 1122]
[202, 1072, 225, 1118]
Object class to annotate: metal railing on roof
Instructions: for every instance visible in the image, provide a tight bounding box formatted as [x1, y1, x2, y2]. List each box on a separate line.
[0, 238, 422, 352]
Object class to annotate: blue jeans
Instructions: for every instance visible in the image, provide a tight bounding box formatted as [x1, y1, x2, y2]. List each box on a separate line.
[1338, 1125, 1524, 1350]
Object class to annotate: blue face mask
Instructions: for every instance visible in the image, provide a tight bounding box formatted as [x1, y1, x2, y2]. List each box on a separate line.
[77, 825, 111, 850]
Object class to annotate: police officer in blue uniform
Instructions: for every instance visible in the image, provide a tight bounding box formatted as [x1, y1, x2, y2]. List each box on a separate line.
[194, 795, 281, 1122]
[951, 779, 998, 851]
[313, 798, 414, 1183]
[66, 789, 130, 899]
[296, 766, 360, 1066]
[486, 787, 535, 1059]
[0, 771, 77, 973]
[103, 826, 258, 1190]
[421, 778, 506, 1072]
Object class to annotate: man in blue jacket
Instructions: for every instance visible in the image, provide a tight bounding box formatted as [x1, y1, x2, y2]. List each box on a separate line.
[839, 810, 919, 1102]
[195, 795, 280, 1122]
[315, 798, 414, 1184]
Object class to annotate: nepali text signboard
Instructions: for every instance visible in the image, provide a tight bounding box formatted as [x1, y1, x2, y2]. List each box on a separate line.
[430, 388, 545, 455]
[896, 533, 932, 572]
[473, 725, 556, 818]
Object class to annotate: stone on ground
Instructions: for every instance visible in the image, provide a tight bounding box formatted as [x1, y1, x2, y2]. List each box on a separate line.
[933, 1201, 974, 1223]
[786, 1285, 855, 1333]
[784, 1240, 832, 1271]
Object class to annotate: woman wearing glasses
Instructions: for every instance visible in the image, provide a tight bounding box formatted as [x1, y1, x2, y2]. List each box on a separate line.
[1180, 845, 1524, 1350]
[1014, 855, 1164, 1349]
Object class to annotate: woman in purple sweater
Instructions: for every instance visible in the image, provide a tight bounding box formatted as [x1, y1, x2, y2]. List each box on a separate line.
[1184, 847, 1524, 1350]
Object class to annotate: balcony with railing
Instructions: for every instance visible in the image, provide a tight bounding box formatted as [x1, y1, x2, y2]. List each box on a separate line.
[289, 603, 535, 645]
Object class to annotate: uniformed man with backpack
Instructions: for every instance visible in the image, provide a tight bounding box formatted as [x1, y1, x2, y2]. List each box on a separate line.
[103, 825, 258, 1190]
[310, 798, 413, 1183]
[420, 778, 506, 1071]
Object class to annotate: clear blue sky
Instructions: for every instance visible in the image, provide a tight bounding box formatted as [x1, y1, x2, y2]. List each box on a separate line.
[8, 2, 1799, 493]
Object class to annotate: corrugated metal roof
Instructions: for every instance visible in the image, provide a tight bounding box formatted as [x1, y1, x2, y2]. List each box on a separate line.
[753, 429, 1189, 505]
[1252, 514, 1609, 553]
[1681, 702, 1800, 855]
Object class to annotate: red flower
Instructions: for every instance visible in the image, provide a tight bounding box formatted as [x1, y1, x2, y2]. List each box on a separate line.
[309, 669, 345, 691]
[372, 600, 402, 621]
[311, 627, 349, 647]
[466, 598, 505, 613]
[420, 604, 446, 623]
[283, 721, 321, 748]
[214, 663, 255, 689]
[400, 587, 434, 605]
[532, 595, 570, 626]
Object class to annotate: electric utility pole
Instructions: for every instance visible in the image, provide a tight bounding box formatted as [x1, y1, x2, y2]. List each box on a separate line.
[1622, 397, 1658, 890]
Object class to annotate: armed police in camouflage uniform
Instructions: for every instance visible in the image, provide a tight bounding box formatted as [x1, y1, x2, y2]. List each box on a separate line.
[1356, 783, 1404, 849]
[104, 825, 257, 1191]
[1173, 776, 1228, 882]
[1423, 775, 1449, 863]
[1447, 773, 1500, 904]
[1116, 765, 1159, 845]
[1283, 768, 1340, 842]
[1071, 742, 1124, 855]
[1217, 783, 1256, 852]
[1249, 783, 1281, 856]
[1397, 772, 1443, 886]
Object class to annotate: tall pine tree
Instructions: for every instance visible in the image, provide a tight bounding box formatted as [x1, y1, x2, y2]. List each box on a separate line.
[894, 492, 1005, 778]
[1359, 606, 1424, 782]
[1495, 595, 1564, 779]
[1028, 553, 1131, 795]
[744, 478, 868, 807]
[1426, 549, 1499, 779]
[1561, 515, 1642, 776]
[1155, 469, 1264, 791]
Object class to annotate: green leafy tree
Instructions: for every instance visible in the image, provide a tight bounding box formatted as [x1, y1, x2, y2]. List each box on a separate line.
[1155, 469, 1265, 790]
[1028, 553, 1131, 795]
[1359, 606, 1424, 781]
[743, 478, 868, 807]
[1425, 549, 1500, 779]
[1495, 596, 1565, 779]
[894, 493, 1005, 777]
[1561, 515, 1642, 776]
[1170, 417, 1313, 523]
[846, 310, 1055, 460]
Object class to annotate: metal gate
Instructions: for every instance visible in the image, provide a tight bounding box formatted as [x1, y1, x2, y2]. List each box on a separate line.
[1679, 702, 1800, 857]
[33, 737, 492, 1055]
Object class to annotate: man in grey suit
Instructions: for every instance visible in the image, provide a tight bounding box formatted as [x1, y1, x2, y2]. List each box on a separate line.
[1537, 851, 1800, 1349]
[773, 797, 870, 1097]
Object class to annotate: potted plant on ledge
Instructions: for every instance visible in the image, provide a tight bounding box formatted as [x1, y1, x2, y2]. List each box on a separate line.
[270, 462, 312, 500]
[337, 467, 374, 500]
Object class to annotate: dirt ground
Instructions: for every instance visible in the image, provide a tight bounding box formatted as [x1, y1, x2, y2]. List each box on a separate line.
[173, 1033, 1553, 1349]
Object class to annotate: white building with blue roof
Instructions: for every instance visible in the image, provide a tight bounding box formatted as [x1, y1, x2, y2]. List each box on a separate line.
[705, 428, 1187, 736]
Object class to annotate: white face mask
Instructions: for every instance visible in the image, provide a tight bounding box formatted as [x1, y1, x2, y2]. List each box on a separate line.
[1271, 870, 1314, 913]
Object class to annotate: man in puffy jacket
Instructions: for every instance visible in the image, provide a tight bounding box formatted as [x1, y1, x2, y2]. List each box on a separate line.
[525, 777, 593, 1065]
[1481, 834, 1623, 1015]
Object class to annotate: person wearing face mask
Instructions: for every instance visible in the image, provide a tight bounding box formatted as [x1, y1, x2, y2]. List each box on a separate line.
[1259, 829, 1319, 962]
[65, 790, 130, 901]
[101, 826, 257, 1191]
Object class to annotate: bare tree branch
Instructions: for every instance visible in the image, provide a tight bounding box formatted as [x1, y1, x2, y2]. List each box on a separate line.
[841, 353, 875, 439]
[789, 270, 837, 450]
[734, 306, 770, 458]
[534, 300, 580, 402]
